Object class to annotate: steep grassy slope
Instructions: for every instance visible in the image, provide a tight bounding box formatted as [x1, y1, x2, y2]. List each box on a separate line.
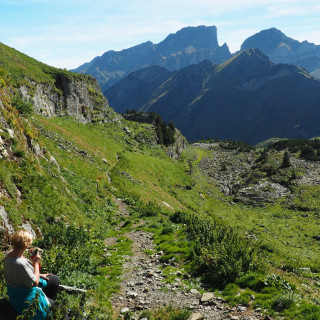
[0, 41, 82, 85]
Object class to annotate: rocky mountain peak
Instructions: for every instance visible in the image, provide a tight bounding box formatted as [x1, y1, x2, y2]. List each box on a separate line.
[217, 48, 273, 77]
[240, 27, 320, 76]
[72, 25, 232, 91]
[240, 28, 292, 54]
[156, 25, 219, 53]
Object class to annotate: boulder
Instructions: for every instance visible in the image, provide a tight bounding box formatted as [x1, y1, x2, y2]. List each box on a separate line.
[200, 292, 214, 304]
[188, 313, 204, 320]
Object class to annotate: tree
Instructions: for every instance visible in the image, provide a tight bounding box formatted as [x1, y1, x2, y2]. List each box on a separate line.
[154, 115, 163, 144]
[300, 145, 315, 159]
[281, 150, 291, 168]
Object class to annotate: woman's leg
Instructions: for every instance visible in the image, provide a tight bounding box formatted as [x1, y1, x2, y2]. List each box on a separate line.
[43, 275, 60, 301]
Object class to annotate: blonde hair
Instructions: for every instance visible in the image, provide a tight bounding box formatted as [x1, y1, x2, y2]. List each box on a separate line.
[11, 230, 33, 249]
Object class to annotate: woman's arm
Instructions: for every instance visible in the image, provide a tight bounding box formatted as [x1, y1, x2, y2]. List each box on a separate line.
[30, 253, 41, 286]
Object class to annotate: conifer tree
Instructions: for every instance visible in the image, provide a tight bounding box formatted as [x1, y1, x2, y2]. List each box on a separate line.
[281, 150, 291, 168]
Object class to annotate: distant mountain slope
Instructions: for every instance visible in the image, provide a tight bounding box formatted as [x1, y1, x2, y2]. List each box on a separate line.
[106, 49, 320, 144]
[241, 28, 320, 78]
[72, 25, 232, 92]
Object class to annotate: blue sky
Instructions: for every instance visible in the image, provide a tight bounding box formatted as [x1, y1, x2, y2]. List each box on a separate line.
[1, 0, 320, 69]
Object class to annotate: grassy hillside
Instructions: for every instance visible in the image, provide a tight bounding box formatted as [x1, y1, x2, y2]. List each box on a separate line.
[1, 44, 320, 319]
[0, 42, 91, 86]
[1, 108, 320, 318]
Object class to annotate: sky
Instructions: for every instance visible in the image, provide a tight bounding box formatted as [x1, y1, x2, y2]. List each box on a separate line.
[1, 0, 320, 69]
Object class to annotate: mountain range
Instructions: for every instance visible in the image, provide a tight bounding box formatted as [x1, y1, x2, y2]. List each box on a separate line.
[73, 25, 320, 95]
[72, 26, 232, 92]
[106, 49, 320, 144]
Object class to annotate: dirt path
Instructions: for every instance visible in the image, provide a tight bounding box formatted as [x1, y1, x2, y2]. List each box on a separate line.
[109, 198, 269, 320]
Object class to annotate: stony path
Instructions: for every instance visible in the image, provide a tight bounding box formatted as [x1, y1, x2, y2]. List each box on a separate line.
[111, 227, 270, 320]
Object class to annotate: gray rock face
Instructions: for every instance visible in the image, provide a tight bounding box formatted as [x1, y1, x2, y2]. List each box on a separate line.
[241, 28, 320, 77]
[166, 129, 188, 159]
[19, 75, 110, 123]
[72, 26, 232, 92]
[0, 205, 14, 236]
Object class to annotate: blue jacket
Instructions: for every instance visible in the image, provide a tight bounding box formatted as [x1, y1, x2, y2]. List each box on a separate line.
[7, 278, 49, 320]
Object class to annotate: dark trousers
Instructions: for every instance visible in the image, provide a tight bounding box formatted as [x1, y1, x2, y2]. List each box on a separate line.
[42, 275, 60, 306]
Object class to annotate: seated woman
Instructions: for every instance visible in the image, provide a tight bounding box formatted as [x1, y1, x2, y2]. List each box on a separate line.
[4, 230, 60, 320]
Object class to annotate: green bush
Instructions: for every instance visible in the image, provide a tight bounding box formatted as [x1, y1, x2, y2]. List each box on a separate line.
[223, 283, 239, 296]
[297, 303, 320, 320]
[236, 272, 266, 291]
[183, 213, 259, 288]
[14, 150, 25, 158]
[12, 94, 33, 115]
[271, 293, 295, 312]
[34, 223, 102, 289]
[161, 225, 175, 235]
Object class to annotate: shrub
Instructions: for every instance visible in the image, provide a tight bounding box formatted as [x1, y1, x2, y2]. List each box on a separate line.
[12, 95, 33, 115]
[236, 272, 266, 291]
[0, 78, 5, 88]
[161, 225, 175, 235]
[170, 211, 186, 223]
[34, 223, 101, 286]
[264, 274, 293, 291]
[271, 293, 295, 312]
[183, 213, 259, 288]
[297, 303, 320, 320]
[14, 150, 25, 158]
[223, 283, 240, 296]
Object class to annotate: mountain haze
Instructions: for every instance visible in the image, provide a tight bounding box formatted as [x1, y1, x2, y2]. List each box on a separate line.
[106, 49, 320, 144]
[72, 26, 232, 92]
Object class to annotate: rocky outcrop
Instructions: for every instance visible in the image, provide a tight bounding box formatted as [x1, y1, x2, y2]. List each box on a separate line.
[0, 205, 14, 245]
[195, 143, 293, 205]
[167, 129, 188, 159]
[235, 181, 290, 205]
[19, 74, 110, 123]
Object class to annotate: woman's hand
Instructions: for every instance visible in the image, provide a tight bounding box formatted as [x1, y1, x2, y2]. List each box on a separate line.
[40, 273, 52, 280]
[30, 252, 41, 265]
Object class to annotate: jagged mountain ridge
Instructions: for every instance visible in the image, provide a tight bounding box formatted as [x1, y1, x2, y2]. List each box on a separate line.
[106, 49, 320, 144]
[241, 28, 320, 78]
[71, 25, 232, 92]
[72, 25, 320, 95]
